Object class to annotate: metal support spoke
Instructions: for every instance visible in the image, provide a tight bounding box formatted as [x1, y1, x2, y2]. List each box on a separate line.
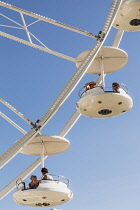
[20, 13, 32, 43]
[26, 19, 40, 28]
[97, 31, 124, 86]
[0, 24, 23, 29]
[112, 30, 124, 47]
[28, 31, 49, 49]
[1, 97, 33, 126]
[100, 57, 105, 89]
[1, 112, 27, 134]
[0, 13, 24, 27]
[59, 110, 81, 137]
[41, 144, 45, 169]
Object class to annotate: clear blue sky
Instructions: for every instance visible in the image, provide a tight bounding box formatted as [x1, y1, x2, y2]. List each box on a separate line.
[1, 1, 140, 210]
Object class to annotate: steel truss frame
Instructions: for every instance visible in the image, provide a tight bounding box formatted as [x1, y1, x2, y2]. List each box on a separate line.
[0, 0, 98, 62]
[0, 0, 123, 200]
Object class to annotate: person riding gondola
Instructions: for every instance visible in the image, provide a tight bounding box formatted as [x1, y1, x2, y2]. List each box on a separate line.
[29, 175, 39, 189]
[112, 82, 120, 92]
[41, 168, 53, 180]
[85, 81, 96, 91]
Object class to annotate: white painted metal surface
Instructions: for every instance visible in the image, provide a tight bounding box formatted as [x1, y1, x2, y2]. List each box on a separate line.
[75, 46, 128, 74]
[100, 57, 105, 89]
[76, 86, 133, 118]
[13, 179, 73, 207]
[20, 135, 70, 156]
[59, 110, 81, 137]
[20, 13, 32, 43]
[41, 144, 45, 168]
[1, 112, 27, 134]
[112, 30, 124, 47]
[113, 0, 140, 31]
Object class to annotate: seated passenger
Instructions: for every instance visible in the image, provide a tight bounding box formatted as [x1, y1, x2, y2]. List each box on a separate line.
[29, 175, 39, 189]
[41, 168, 53, 180]
[85, 82, 96, 91]
[112, 82, 120, 92]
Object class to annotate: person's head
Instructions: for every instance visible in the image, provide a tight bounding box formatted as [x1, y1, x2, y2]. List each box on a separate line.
[85, 81, 96, 86]
[112, 82, 120, 90]
[30, 175, 37, 180]
[85, 81, 96, 90]
[41, 167, 48, 174]
[89, 82, 96, 88]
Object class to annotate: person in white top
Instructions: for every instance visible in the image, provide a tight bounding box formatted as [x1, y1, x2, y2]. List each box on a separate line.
[41, 167, 53, 180]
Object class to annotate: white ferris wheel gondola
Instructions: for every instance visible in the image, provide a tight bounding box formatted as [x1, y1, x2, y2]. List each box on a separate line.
[113, 0, 140, 31]
[13, 175, 73, 207]
[75, 45, 133, 118]
[13, 135, 73, 207]
[76, 86, 133, 118]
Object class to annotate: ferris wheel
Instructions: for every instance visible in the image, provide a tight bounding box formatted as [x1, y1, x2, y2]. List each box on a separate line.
[1, 0, 140, 208]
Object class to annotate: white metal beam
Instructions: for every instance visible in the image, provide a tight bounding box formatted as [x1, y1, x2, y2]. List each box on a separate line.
[112, 30, 124, 47]
[100, 57, 105, 89]
[1, 97, 33, 126]
[59, 110, 81, 137]
[1, 112, 27, 134]
[26, 19, 40, 28]
[28, 31, 49, 49]
[20, 13, 32, 43]
[0, 31, 76, 62]
[0, 24, 23, 30]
